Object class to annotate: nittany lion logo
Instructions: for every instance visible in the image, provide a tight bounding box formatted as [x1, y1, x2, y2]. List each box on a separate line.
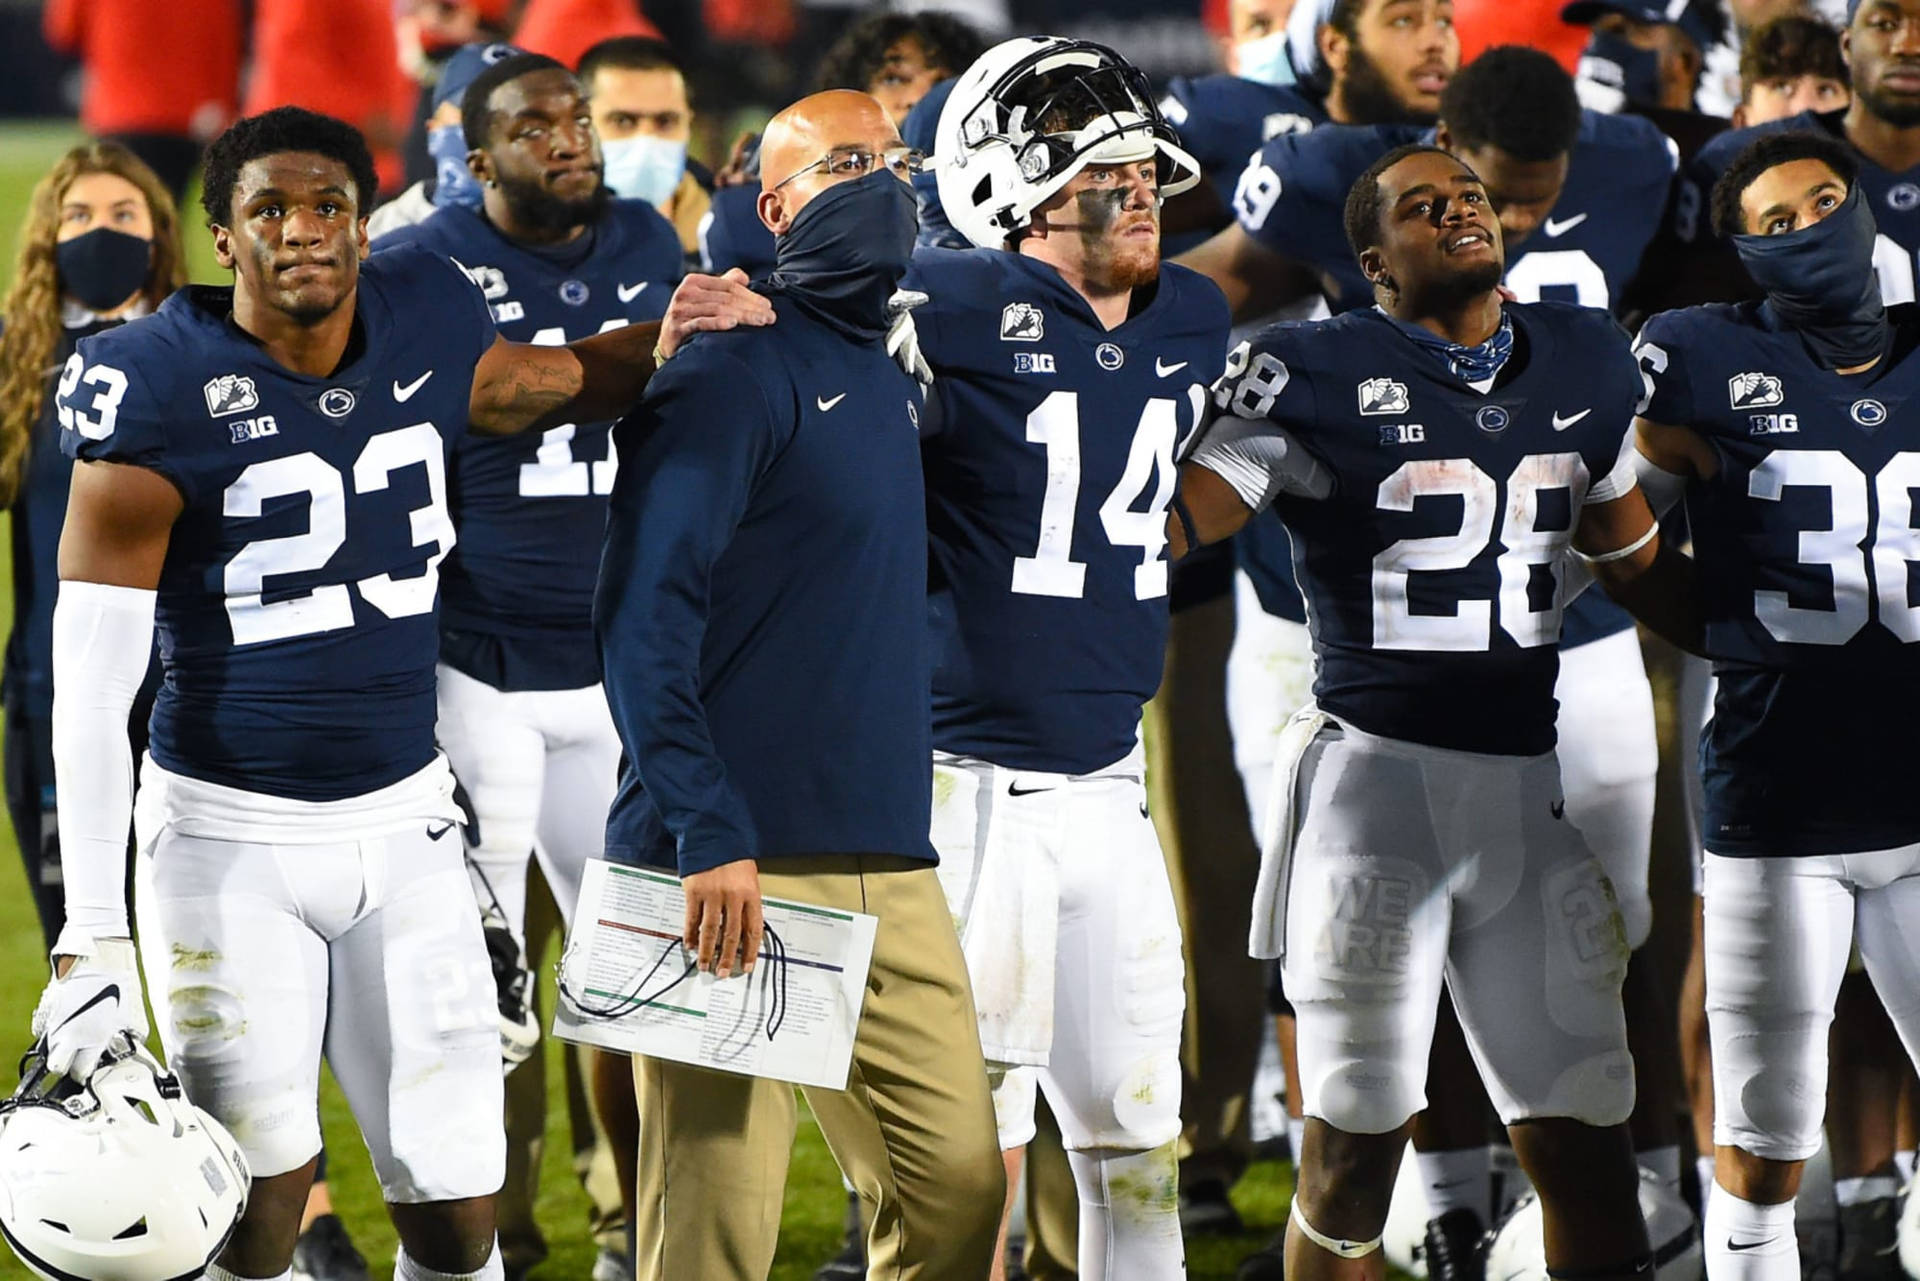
[1728, 372, 1784, 410]
[204, 374, 259, 418]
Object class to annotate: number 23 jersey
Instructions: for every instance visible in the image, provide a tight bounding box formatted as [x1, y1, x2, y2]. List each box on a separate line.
[908, 248, 1230, 775]
[57, 246, 496, 801]
[1637, 302, 1920, 856]
[1218, 302, 1642, 756]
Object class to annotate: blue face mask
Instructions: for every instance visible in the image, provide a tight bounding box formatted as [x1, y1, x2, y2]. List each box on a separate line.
[428, 123, 484, 210]
[1235, 28, 1296, 88]
[601, 135, 688, 209]
[1734, 182, 1888, 371]
[1576, 31, 1662, 113]
[767, 168, 919, 342]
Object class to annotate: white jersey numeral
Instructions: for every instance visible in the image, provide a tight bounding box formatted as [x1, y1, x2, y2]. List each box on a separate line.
[1371, 453, 1591, 652]
[1502, 249, 1609, 309]
[1012, 390, 1183, 602]
[221, 423, 455, 646]
[55, 354, 129, 440]
[1748, 448, 1920, 645]
[516, 321, 626, 497]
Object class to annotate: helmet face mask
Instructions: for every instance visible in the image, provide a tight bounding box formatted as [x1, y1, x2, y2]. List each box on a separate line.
[934, 36, 1201, 248]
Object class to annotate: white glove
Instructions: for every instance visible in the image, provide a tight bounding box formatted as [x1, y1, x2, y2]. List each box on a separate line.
[886, 289, 934, 392]
[32, 937, 148, 1082]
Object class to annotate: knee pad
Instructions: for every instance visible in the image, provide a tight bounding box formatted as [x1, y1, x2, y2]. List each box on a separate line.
[1530, 1049, 1637, 1129]
[1304, 1053, 1423, 1137]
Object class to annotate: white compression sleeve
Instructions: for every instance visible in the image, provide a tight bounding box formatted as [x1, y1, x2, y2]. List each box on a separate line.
[50, 581, 154, 953]
[1190, 416, 1335, 512]
[1633, 446, 1689, 518]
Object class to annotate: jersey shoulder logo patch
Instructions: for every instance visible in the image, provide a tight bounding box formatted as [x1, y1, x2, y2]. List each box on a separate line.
[1357, 377, 1410, 416]
[1728, 371, 1784, 410]
[205, 373, 260, 417]
[1000, 302, 1044, 341]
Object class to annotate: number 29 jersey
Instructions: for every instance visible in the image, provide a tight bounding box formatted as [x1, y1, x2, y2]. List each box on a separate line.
[58, 246, 496, 801]
[907, 249, 1231, 775]
[1218, 303, 1643, 756]
[1637, 302, 1920, 856]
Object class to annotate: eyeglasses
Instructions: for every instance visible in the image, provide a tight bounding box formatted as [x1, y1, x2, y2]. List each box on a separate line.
[772, 145, 928, 191]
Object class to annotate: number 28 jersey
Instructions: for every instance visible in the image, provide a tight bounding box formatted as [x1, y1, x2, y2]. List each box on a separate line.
[908, 249, 1230, 774]
[1217, 303, 1643, 756]
[1637, 302, 1920, 856]
[58, 247, 496, 801]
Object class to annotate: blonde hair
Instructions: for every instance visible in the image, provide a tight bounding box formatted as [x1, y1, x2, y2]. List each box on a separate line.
[0, 142, 186, 508]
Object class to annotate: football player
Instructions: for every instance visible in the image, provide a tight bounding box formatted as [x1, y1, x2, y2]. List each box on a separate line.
[30, 106, 767, 1281]
[371, 50, 683, 1279]
[1189, 47, 1686, 1277]
[913, 35, 1229, 1281]
[1632, 129, 1920, 1281]
[1677, 0, 1920, 1249]
[1160, 0, 1459, 237]
[1174, 141, 1693, 1281]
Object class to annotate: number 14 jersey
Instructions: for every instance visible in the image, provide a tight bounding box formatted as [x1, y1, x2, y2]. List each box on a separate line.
[58, 246, 496, 801]
[908, 248, 1231, 775]
[1219, 302, 1643, 756]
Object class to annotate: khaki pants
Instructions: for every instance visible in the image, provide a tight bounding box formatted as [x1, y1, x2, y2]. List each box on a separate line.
[633, 855, 1005, 1281]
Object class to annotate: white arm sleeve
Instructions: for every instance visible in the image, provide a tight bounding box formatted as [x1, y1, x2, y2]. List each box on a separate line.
[1633, 444, 1689, 518]
[50, 581, 154, 953]
[1189, 416, 1335, 512]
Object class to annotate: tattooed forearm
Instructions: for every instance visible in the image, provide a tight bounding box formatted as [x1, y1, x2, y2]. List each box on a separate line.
[469, 343, 586, 436]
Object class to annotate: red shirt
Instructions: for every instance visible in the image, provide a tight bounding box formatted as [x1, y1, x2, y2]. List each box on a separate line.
[1454, 0, 1587, 73]
[43, 0, 241, 139]
[512, 0, 661, 71]
[244, 0, 413, 189]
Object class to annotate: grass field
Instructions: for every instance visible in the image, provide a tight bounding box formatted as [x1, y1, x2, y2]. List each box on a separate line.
[0, 120, 1297, 1279]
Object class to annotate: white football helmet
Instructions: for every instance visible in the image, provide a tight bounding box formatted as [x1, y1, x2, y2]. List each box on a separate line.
[1488, 1169, 1702, 1281]
[931, 35, 1201, 249]
[0, 1039, 249, 1280]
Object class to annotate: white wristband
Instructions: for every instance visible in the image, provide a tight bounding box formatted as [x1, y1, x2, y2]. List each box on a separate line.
[1577, 521, 1659, 565]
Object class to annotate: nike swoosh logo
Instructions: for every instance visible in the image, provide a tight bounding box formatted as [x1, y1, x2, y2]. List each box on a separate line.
[817, 393, 847, 412]
[1543, 213, 1588, 237]
[393, 370, 433, 402]
[1552, 408, 1592, 431]
[1551, 801, 1566, 820]
[1156, 358, 1188, 377]
[1727, 1239, 1775, 1253]
[427, 822, 455, 840]
[1008, 782, 1055, 797]
[617, 281, 649, 303]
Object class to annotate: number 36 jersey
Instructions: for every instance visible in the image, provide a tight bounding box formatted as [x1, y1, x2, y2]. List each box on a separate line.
[57, 246, 496, 801]
[1215, 302, 1642, 756]
[1637, 302, 1920, 857]
[907, 248, 1230, 775]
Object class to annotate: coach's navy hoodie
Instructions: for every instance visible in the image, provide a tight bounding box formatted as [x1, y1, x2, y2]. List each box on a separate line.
[594, 286, 932, 875]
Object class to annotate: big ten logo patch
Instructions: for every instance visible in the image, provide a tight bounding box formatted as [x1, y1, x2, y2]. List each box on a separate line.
[1312, 864, 1417, 984]
[1543, 859, 1629, 1026]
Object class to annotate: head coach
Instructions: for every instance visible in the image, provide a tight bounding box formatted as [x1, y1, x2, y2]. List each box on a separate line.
[591, 87, 1004, 1281]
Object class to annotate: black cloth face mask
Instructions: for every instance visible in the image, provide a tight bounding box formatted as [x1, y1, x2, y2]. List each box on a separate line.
[56, 227, 152, 312]
[764, 168, 919, 343]
[1734, 183, 1889, 371]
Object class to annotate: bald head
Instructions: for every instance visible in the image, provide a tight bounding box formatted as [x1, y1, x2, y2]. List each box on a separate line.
[757, 89, 906, 234]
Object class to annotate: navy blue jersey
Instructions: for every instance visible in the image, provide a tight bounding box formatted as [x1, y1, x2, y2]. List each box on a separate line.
[1683, 109, 1920, 305]
[1637, 302, 1920, 855]
[1159, 74, 1324, 201]
[908, 250, 1231, 774]
[1218, 303, 1642, 755]
[58, 246, 495, 800]
[698, 184, 778, 278]
[597, 302, 932, 874]
[1236, 111, 1677, 315]
[373, 201, 679, 690]
[1232, 110, 1673, 649]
